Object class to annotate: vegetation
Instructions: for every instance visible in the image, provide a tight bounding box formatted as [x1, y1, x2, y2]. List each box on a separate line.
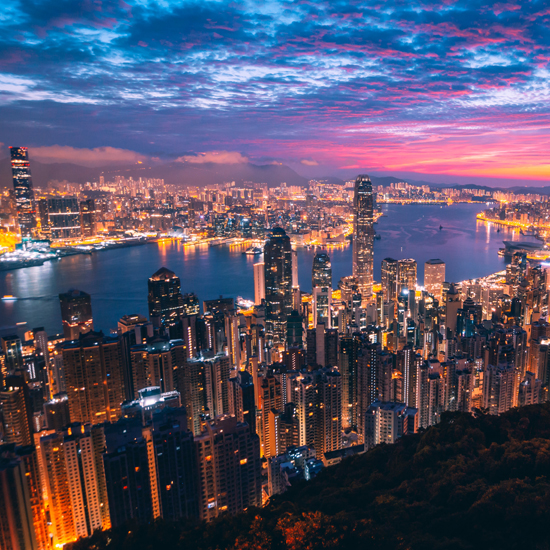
[70, 404, 550, 550]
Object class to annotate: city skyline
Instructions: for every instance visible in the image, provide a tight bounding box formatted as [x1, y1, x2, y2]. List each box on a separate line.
[0, 2, 550, 186]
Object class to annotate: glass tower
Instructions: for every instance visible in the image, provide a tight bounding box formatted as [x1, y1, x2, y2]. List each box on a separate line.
[10, 146, 36, 237]
[352, 174, 375, 304]
[312, 252, 332, 290]
[264, 227, 293, 347]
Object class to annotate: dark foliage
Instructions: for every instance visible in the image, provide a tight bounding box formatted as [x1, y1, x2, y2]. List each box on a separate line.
[69, 404, 550, 550]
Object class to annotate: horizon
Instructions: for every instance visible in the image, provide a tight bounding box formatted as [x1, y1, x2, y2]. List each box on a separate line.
[1, 1, 549, 187]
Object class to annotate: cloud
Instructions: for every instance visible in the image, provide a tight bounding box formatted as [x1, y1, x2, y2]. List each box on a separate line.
[301, 159, 319, 166]
[29, 146, 147, 166]
[175, 151, 249, 165]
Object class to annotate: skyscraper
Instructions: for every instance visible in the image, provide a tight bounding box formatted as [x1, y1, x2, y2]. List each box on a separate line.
[10, 147, 36, 238]
[253, 262, 265, 305]
[397, 259, 417, 296]
[312, 252, 332, 289]
[381, 258, 398, 302]
[352, 175, 375, 304]
[148, 267, 185, 330]
[424, 259, 445, 302]
[264, 228, 293, 346]
[59, 289, 94, 341]
[47, 197, 82, 240]
[79, 199, 96, 237]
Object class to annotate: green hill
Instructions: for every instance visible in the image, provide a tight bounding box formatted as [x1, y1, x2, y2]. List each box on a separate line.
[70, 405, 550, 550]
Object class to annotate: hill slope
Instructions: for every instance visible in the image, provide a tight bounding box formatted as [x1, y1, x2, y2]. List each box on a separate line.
[70, 404, 550, 550]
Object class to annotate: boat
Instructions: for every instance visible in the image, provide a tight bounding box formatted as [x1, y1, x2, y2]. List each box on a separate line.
[497, 228, 500, 233]
[374, 234, 381, 240]
[439, 225, 443, 230]
[243, 247, 262, 255]
[2, 295, 17, 301]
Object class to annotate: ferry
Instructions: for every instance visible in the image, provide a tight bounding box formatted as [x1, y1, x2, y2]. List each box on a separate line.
[2, 295, 17, 301]
[243, 247, 263, 256]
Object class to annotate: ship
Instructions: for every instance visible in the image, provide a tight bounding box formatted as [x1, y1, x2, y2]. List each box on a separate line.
[243, 247, 263, 255]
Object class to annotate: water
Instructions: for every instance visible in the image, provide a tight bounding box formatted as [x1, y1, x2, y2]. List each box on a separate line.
[0, 203, 528, 336]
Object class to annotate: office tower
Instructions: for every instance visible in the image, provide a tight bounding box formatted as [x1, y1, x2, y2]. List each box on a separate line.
[260, 374, 282, 458]
[445, 283, 461, 336]
[397, 259, 417, 296]
[352, 175, 375, 304]
[286, 310, 304, 348]
[46, 197, 82, 240]
[229, 370, 256, 435]
[203, 296, 234, 315]
[147, 267, 185, 330]
[264, 228, 293, 346]
[1, 335, 23, 374]
[483, 363, 518, 414]
[147, 408, 199, 521]
[381, 257, 398, 302]
[254, 262, 265, 305]
[194, 416, 261, 521]
[424, 259, 445, 301]
[62, 332, 125, 425]
[79, 199, 96, 237]
[59, 289, 94, 341]
[312, 252, 332, 289]
[130, 338, 175, 396]
[312, 286, 331, 328]
[0, 448, 41, 550]
[364, 401, 418, 450]
[10, 147, 36, 237]
[0, 385, 32, 446]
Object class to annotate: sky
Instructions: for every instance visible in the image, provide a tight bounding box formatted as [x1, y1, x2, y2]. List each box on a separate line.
[0, 0, 550, 185]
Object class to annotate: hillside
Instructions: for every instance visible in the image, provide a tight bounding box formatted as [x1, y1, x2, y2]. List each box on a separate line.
[69, 404, 550, 550]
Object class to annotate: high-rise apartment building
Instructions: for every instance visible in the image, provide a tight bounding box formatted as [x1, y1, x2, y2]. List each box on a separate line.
[59, 289, 94, 341]
[264, 228, 293, 346]
[10, 147, 36, 237]
[0, 386, 32, 446]
[253, 262, 265, 305]
[424, 259, 445, 302]
[194, 416, 261, 521]
[61, 332, 125, 425]
[352, 175, 375, 304]
[364, 401, 418, 450]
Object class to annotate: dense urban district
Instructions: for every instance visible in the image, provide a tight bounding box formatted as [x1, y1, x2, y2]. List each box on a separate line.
[2, 148, 550, 549]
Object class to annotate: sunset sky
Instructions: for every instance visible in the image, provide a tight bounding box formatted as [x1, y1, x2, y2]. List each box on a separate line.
[1, 0, 549, 184]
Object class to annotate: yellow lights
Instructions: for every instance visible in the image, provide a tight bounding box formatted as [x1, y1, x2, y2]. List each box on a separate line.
[205, 455, 212, 461]
[240, 458, 248, 465]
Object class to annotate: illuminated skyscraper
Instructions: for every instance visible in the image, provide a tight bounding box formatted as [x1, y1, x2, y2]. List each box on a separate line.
[352, 175, 375, 304]
[10, 147, 36, 237]
[59, 289, 94, 341]
[79, 199, 96, 237]
[47, 197, 81, 240]
[148, 267, 185, 331]
[424, 259, 445, 301]
[312, 252, 332, 289]
[264, 228, 293, 346]
[397, 259, 417, 296]
[381, 258, 398, 302]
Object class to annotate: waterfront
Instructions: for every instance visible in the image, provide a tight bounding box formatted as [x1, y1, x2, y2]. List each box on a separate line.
[0, 203, 531, 335]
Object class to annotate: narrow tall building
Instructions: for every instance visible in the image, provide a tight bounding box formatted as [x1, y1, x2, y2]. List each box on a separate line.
[397, 259, 417, 297]
[148, 267, 185, 331]
[352, 175, 375, 304]
[10, 147, 36, 237]
[264, 228, 293, 346]
[381, 258, 398, 302]
[253, 262, 265, 305]
[424, 259, 445, 302]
